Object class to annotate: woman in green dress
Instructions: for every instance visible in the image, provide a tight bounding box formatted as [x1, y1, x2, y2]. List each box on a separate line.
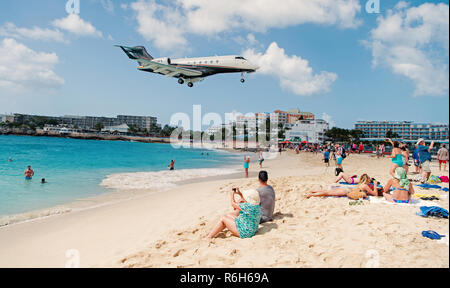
[207, 188, 261, 239]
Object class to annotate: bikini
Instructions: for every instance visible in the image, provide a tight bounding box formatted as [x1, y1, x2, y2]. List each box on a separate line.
[392, 154, 404, 167]
[390, 187, 410, 203]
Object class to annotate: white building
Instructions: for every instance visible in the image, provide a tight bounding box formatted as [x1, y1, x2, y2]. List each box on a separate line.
[43, 125, 79, 134]
[205, 123, 233, 136]
[102, 124, 129, 134]
[286, 119, 329, 143]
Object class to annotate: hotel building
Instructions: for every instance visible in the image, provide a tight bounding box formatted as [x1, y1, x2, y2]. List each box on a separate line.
[355, 121, 449, 141]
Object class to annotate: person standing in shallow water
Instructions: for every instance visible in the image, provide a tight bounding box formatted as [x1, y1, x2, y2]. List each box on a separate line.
[24, 166, 34, 180]
[243, 156, 250, 178]
[168, 159, 176, 171]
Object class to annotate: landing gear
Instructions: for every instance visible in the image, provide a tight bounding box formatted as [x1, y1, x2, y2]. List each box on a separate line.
[240, 78, 245, 83]
[240, 72, 246, 84]
[178, 78, 184, 85]
[187, 82, 194, 88]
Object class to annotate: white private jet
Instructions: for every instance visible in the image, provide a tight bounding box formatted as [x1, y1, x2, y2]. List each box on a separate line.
[116, 45, 259, 87]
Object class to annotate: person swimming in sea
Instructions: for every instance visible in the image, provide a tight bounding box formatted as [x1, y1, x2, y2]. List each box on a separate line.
[168, 159, 176, 171]
[41, 178, 47, 184]
[24, 165, 34, 180]
[8, 157, 13, 162]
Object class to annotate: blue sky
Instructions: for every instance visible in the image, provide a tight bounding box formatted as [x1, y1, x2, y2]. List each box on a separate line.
[0, 0, 448, 129]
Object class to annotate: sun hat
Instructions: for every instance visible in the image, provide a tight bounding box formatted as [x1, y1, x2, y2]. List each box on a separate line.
[241, 189, 260, 206]
[416, 138, 425, 146]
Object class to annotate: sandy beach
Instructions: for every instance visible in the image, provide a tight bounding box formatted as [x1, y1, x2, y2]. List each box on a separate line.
[0, 150, 448, 268]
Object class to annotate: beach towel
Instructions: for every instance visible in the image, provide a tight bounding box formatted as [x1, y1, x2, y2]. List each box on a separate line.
[413, 193, 448, 200]
[422, 230, 446, 240]
[427, 175, 441, 184]
[339, 182, 383, 188]
[440, 176, 449, 183]
[417, 184, 443, 190]
[416, 206, 449, 218]
[368, 196, 435, 207]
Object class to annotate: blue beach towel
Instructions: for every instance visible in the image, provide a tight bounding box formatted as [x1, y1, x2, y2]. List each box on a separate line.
[416, 184, 449, 192]
[422, 230, 446, 240]
[417, 184, 442, 189]
[416, 206, 449, 218]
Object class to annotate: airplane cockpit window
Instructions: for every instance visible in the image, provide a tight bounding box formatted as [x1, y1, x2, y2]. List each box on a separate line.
[235, 57, 246, 60]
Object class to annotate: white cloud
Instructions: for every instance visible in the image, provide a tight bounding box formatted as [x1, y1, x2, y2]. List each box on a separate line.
[0, 22, 67, 43]
[365, 2, 449, 97]
[0, 38, 64, 92]
[243, 42, 338, 96]
[52, 14, 103, 38]
[321, 113, 335, 128]
[100, 0, 114, 14]
[129, 0, 361, 51]
[130, 0, 187, 51]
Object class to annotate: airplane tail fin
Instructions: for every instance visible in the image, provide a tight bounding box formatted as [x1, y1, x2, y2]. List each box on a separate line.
[115, 45, 154, 61]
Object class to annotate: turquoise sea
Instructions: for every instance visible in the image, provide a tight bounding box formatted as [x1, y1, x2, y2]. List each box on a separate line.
[0, 135, 239, 217]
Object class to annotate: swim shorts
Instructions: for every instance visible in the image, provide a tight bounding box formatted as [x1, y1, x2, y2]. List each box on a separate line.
[422, 160, 431, 173]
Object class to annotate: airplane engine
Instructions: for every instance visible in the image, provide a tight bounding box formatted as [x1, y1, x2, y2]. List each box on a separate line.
[153, 57, 171, 65]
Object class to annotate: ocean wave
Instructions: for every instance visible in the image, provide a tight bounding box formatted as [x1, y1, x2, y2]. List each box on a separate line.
[0, 206, 72, 227]
[100, 168, 240, 191]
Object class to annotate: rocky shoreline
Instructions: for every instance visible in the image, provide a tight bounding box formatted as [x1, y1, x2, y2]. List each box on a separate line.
[0, 129, 171, 144]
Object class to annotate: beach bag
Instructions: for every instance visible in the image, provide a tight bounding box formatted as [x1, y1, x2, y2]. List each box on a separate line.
[427, 175, 442, 184]
[335, 168, 343, 176]
[440, 176, 449, 183]
[347, 188, 366, 200]
[341, 150, 347, 159]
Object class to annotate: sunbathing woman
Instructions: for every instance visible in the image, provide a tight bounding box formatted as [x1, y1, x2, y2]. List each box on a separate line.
[383, 167, 414, 204]
[386, 138, 403, 177]
[207, 188, 261, 239]
[334, 173, 369, 184]
[307, 174, 378, 198]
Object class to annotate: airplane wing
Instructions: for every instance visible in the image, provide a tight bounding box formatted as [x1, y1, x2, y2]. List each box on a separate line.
[139, 61, 202, 78]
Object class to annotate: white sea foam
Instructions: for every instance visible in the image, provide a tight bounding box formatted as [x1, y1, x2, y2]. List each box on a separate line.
[0, 206, 72, 227]
[100, 167, 240, 191]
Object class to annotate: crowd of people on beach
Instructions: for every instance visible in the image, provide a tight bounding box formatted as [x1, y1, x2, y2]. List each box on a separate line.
[207, 137, 448, 240]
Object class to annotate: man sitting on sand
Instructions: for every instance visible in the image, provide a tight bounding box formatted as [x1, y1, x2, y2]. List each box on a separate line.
[256, 171, 275, 224]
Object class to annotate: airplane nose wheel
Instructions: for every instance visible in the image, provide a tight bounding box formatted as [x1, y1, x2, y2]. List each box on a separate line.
[178, 78, 184, 85]
[187, 82, 194, 88]
[240, 79, 245, 83]
[240, 72, 246, 84]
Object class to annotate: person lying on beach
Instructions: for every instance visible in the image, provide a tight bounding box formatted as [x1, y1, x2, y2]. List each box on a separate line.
[306, 174, 378, 199]
[334, 173, 365, 184]
[207, 188, 261, 239]
[386, 139, 403, 177]
[383, 167, 414, 204]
